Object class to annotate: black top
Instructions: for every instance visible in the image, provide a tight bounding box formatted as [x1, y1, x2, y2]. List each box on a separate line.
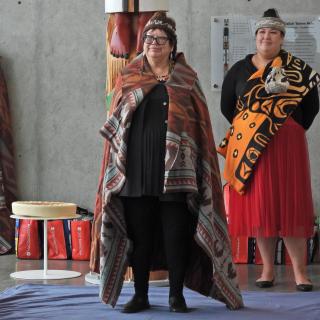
[220, 54, 319, 129]
[120, 83, 185, 202]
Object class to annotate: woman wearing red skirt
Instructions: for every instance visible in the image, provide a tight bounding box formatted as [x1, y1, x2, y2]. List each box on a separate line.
[218, 8, 319, 291]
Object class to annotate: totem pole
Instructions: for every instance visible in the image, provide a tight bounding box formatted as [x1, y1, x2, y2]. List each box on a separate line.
[88, 0, 169, 283]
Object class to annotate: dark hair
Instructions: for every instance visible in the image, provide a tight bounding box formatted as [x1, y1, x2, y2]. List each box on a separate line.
[143, 12, 177, 60]
[263, 8, 279, 18]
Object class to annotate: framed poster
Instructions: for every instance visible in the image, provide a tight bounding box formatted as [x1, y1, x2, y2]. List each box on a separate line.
[211, 15, 320, 91]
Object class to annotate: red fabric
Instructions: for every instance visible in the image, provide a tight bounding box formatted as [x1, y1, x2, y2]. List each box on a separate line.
[47, 220, 67, 259]
[71, 220, 91, 260]
[230, 236, 249, 263]
[17, 220, 41, 259]
[225, 187, 251, 264]
[0, 66, 18, 254]
[227, 117, 314, 238]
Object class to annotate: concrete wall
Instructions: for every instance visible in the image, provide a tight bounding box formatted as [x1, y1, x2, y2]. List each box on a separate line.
[0, 0, 106, 209]
[0, 0, 319, 213]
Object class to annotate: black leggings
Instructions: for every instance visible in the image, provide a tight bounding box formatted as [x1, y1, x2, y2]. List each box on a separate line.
[122, 196, 194, 298]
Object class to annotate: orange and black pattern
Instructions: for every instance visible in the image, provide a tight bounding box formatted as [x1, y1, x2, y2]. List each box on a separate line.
[218, 51, 320, 194]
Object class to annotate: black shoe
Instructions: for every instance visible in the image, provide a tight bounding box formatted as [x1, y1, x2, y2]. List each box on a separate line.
[169, 296, 188, 313]
[296, 283, 313, 292]
[122, 294, 150, 313]
[255, 279, 274, 288]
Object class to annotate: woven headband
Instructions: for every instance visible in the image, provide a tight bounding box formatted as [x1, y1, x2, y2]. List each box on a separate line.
[255, 17, 286, 34]
[145, 19, 176, 32]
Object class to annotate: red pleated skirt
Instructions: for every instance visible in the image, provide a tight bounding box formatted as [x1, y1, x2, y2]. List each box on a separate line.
[226, 117, 315, 238]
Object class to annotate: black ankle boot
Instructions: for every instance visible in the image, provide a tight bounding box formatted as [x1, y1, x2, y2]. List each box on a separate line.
[122, 294, 150, 313]
[169, 295, 188, 313]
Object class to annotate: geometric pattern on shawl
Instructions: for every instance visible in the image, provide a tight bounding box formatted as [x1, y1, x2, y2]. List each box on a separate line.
[217, 51, 320, 194]
[0, 65, 17, 254]
[99, 53, 243, 309]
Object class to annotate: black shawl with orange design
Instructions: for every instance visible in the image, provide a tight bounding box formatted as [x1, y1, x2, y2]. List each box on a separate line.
[218, 51, 320, 194]
[92, 53, 243, 309]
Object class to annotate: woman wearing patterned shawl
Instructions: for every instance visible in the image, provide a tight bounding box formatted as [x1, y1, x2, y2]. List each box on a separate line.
[218, 9, 320, 292]
[97, 11, 243, 314]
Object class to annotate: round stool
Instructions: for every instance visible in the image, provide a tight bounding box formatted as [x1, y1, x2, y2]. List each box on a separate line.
[10, 201, 81, 280]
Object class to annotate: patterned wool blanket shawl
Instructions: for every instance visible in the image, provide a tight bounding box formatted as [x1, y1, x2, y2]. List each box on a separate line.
[97, 53, 243, 310]
[217, 51, 320, 194]
[0, 64, 17, 254]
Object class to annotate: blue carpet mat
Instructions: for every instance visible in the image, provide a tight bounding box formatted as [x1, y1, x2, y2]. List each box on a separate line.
[0, 284, 319, 320]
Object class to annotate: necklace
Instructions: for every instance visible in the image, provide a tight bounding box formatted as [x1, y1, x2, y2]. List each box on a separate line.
[152, 60, 175, 82]
[155, 74, 170, 82]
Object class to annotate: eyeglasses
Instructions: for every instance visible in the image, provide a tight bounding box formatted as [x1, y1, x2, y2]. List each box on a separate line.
[144, 34, 169, 45]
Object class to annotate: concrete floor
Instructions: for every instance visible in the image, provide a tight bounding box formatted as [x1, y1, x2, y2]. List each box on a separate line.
[0, 254, 319, 293]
